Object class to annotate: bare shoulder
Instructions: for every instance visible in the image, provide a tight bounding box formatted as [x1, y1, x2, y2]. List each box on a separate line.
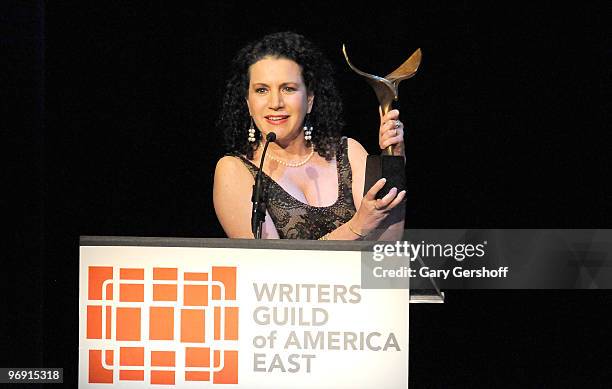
[213, 155, 279, 239]
[346, 137, 368, 157]
[346, 137, 368, 167]
[214, 156, 254, 202]
[346, 138, 368, 201]
[213, 156, 256, 238]
[214, 156, 254, 184]
[215, 155, 250, 175]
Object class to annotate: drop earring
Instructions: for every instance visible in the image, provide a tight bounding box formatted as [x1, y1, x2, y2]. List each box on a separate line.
[248, 117, 256, 143]
[303, 115, 313, 141]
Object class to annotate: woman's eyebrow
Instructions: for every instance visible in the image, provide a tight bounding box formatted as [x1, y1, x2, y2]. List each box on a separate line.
[251, 81, 300, 86]
[251, 81, 301, 87]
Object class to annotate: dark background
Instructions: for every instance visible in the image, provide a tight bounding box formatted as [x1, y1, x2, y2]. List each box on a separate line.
[4, 1, 611, 387]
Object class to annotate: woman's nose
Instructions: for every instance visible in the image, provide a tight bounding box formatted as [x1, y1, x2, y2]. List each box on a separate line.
[268, 90, 284, 109]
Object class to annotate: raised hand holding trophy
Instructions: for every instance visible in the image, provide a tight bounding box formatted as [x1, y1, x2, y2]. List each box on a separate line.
[342, 45, 422, 198]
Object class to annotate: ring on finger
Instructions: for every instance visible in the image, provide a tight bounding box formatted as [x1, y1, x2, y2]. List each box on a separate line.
[394, 120, 401, 129]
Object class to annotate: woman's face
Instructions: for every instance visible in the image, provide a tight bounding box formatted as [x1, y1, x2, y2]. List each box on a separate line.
[246, 56, 314, 143]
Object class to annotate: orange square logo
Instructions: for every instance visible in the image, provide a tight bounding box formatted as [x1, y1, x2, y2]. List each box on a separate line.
[86, 265, 238, 385]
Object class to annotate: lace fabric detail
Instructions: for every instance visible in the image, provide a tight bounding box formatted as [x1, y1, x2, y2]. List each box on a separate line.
[232, 137, 357, 239]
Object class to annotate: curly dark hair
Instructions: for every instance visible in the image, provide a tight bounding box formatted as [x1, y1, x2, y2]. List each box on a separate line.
[217, 31, 344, 161]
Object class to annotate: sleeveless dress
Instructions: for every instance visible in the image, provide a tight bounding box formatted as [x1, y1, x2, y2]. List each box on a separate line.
[232, 137, 357, 239]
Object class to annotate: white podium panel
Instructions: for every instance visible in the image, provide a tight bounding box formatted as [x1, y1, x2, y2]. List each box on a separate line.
[79, 239, 409, 388]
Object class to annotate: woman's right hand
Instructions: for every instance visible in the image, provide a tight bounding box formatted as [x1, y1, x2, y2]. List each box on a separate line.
[349, 178, 406, 237]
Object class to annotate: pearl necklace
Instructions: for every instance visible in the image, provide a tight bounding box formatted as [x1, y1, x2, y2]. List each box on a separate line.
[268, 146, 315, 167]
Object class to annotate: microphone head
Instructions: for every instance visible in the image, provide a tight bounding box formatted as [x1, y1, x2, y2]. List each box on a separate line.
[266, 132, 277, 142]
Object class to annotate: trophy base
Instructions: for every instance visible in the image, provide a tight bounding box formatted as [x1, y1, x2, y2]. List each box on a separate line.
[364, 155, 406, 200]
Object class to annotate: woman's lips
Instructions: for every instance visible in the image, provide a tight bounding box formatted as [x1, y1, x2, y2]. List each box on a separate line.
[264, 115, 289, 125]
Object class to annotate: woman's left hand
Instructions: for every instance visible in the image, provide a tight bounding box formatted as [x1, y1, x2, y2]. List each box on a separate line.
[379, 107, 405, 157]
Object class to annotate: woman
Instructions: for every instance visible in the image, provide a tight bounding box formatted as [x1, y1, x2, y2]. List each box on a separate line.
[214, 32, 406, 240]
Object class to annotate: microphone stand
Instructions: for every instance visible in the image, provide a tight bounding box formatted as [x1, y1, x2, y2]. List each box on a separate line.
[251, 132, 276, 239]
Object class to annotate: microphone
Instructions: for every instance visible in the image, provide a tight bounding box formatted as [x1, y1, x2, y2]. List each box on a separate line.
[251, 132, 276, 239]
[264, 132, 277, 143]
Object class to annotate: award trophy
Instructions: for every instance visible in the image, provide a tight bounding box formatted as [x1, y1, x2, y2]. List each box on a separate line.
[342, 45, 421, 198]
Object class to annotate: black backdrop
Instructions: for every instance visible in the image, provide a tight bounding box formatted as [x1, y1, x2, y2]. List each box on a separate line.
[5, 1, 611, 387]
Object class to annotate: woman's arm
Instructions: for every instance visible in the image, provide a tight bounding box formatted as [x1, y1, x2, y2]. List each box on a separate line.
[213, 156, 279, 239]
[332, 107, 408, 241]
[374, 108, 406, 240]
[317, 136, 405, 241]
[347, 137, 405, 241]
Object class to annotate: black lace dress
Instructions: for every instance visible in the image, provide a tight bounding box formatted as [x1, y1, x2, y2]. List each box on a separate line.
[232, 137, 357, 239]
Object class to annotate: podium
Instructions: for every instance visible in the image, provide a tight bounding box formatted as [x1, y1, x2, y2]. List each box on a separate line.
[78, 237, 443, 388]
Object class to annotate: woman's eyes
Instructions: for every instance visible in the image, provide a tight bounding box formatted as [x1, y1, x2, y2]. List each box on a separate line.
[253, 86, 297, 94]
